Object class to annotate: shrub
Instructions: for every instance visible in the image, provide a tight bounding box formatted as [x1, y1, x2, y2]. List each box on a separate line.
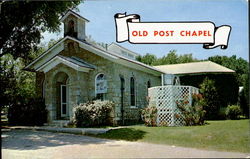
[177, 93, 206, 126]
[72, 100, 115, 127]
[8, 96, 48, 126]
[218, 107, 227, 120]
[141, 106, 157, 126]
[199, 77, 221, 120]
[225, 105, 242, 120]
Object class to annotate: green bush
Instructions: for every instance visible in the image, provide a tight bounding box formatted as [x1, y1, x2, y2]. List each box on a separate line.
[177, 93, 206, 126]
[8, 96, 48, 126]
[199, 77, 221, 120]
[180, 74, 238, 107]
[218, 107, 227, 120]
[72, 100, 115, 127]
[225, 105, 242, 120]
[141, 106, 157, 126]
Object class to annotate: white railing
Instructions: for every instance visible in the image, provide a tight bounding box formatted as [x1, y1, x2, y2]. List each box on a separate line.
[148, 85, 199, 126]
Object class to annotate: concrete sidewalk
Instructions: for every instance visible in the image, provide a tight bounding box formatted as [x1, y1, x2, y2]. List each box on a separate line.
[6, 126, 114, 135]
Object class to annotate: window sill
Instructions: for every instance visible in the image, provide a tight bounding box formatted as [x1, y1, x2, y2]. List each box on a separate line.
[130, 106, 138, 109]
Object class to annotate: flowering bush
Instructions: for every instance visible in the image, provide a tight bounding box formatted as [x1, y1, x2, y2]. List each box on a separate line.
[141, 106, 157, 126]
[225, 105, 242, 120]
[72, 100, 115, 127]
[177, 93, 206, 126]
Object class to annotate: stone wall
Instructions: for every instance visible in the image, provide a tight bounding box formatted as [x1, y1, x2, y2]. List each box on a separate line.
[41, 40, 161, 124]
[36, 72, 45, 98]
[111, 62, 161, 123]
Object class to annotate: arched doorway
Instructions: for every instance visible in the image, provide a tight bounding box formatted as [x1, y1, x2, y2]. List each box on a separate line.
[54, 72, 69, 120]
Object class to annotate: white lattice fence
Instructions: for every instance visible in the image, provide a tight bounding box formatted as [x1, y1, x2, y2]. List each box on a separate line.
[148, 86, 199, 126]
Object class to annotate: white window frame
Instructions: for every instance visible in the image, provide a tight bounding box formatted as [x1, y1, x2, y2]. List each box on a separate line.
[95, 73, 107, 100]
[60, 84, 68, 117]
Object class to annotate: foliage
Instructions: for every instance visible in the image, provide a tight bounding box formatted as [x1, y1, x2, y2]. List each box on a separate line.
[225, 105, 242, 120]
[1, 1, 81, 122]
[72, 100, 115, 127]
[8, 97, 48, 126]
[208, 55, 248, 86]
[176, 93, 206, 126]
[136, 50, 198, 66]
[218, 107, 227, 120]
[136, 53, 157, 65]
[180, 74, 238, 109]
[240, 73, 249, 118]
[141, 106, 157, 126]
[0, 54, 39, 108]
[0, 1, 81, 62]
[199, 78, 221, 120]
[209, 55, 249, 118]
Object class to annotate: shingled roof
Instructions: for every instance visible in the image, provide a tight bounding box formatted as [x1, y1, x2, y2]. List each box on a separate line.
[154, 61, 235, 75]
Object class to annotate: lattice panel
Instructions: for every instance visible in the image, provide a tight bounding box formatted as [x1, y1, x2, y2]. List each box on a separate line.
[148, 86, 199, 126]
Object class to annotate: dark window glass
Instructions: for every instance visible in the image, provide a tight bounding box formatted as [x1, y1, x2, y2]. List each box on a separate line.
[62, 86, 66, 103]
[62, 104, 67, 114]
[96, 93, 104, 101]
[130, 77, 135, 106]
[147, 81, 151, 88]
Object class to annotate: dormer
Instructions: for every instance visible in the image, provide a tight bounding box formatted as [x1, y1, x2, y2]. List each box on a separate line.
[60, 10, 89, 41]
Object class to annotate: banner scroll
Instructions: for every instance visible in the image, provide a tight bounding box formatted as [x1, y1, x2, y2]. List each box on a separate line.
[114, 13, 231, 49]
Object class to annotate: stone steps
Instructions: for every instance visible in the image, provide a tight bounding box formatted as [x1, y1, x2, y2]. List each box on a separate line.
[49, 120, 70, 127]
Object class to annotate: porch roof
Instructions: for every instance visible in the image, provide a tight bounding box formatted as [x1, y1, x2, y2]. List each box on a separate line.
[37, 55, 96, 73]
[154, 61, 235, 75]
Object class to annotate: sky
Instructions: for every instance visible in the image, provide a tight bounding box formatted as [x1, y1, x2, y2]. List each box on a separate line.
[42, 0, 249, 61]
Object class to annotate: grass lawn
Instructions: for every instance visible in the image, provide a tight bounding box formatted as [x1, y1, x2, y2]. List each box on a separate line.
[93, 120, 250, 153]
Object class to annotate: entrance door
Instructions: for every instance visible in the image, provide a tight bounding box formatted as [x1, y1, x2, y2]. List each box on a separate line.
[60, 85, 68, 117]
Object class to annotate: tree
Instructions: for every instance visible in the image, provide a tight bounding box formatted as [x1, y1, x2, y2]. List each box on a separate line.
[178, 53, 197, 63]
[137, 50, 198, 66]
[208, 55, 249, 118]
[136, 53, 157, 65]
[200, 78, 221, 120]
[0, 1, 81, 107]
[208, 55, 249, 86]
[155, 50, 179, 65]
[0, 1, 81, 63]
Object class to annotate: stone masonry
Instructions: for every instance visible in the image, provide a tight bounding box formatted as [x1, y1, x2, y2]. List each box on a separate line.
[37, 40, 161, 124]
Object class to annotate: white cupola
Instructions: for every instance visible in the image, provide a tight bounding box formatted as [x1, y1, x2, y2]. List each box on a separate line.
[60, 10, 89, 41]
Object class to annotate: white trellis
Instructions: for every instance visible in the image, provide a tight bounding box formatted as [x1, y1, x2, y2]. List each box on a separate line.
[148, 85, 199, 126]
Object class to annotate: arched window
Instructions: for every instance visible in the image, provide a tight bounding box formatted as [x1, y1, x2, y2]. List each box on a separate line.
[67, 20, 77, 38]
[147, 80, 151, 89]
[68, 20, 74, 32]
[146, 80, 151, 96]
[130, 77, 136, 106]
[95, 73, 107, 100]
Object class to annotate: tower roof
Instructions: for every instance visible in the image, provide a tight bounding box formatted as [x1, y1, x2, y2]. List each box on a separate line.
[60, 10, 89, 22]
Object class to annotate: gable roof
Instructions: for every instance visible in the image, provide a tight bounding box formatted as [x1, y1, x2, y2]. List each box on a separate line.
[25, 36, 164, 76]
[60, 10, 90, 22]
[37, 55, 96, 73]
[108, 42, 140, 57]
[154, 61, 235, 75]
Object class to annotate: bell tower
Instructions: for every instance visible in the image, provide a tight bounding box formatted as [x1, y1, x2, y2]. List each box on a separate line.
[61, 10, 89, 41]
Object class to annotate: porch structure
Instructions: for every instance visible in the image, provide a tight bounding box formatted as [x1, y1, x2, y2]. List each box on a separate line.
[148, 85, 199, 126]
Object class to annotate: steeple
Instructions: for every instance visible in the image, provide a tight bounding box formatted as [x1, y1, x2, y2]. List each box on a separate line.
[60, 10, 89, 41]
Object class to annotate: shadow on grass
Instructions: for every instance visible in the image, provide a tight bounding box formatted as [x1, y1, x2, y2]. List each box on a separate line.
[94, 128, 146, 141]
